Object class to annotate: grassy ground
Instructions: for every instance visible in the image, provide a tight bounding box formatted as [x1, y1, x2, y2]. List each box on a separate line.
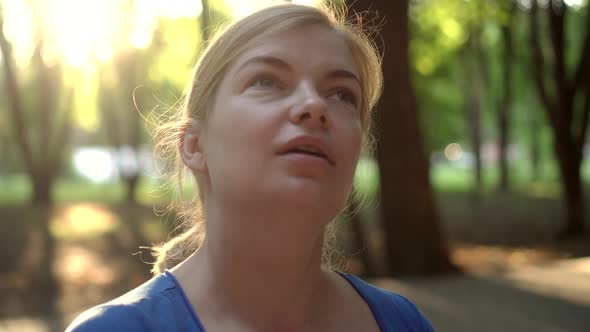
[3, 158, 587, 204]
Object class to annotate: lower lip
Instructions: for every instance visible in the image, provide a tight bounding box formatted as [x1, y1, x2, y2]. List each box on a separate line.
[278, 153, 332, 167]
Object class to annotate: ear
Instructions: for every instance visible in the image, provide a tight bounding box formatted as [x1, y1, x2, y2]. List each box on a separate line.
[179, 119, 207, 173]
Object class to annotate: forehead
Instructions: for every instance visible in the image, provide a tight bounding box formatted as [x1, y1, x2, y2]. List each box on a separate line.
[228, 24, 359, 76]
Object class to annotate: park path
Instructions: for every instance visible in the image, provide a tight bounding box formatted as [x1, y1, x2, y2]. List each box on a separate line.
[373, 257, 590, 332]
[1, 258, 589, 332]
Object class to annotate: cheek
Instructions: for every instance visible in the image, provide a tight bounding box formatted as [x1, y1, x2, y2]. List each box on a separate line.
[330, 123, 362, 215]
[209, 100, 270, 144]
[204, 102, 279, 178]
[339, 118, 363, 163]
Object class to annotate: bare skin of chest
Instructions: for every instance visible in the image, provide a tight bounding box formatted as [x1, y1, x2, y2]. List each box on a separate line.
[195, 276, 381, 332]
[198, 304, 381, 332]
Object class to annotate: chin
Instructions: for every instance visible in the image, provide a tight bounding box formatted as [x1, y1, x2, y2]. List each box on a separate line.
[274, 179, 348, 213]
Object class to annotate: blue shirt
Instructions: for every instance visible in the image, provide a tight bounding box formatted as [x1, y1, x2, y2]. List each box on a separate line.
[67, 271, 434, 331]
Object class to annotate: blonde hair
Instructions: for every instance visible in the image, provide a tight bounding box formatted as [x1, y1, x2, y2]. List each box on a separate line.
[151, 3, 383, 274]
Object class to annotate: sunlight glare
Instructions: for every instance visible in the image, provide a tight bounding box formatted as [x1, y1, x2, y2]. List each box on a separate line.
[6, 0, 204, 68]
[158, 0, 203, 18]
[224, 0, 259, 18]
[55, 246, 117, 285]
[51, 204, 119, 239]
[39, 0, 120, 67]
[131, 0, 159, 50]
[95, 45, 114, 63]
[72, 148, 116, 182]
[128, 0, 202, 49]
[225, 0, 321, 18]
[564, 0, 585, 8]
[444, 143, 464, 162]
[2, 0, 35, 68]
[291, 0, 322, 5]
[129, 29, 153, 50]
[4, 0, 322, 69]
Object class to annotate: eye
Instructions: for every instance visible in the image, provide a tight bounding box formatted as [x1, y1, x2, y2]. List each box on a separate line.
[330, 88, 358, 106]
[250, 76, 279, 89]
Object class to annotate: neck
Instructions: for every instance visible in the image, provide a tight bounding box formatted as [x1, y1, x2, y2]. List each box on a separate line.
[172, 199, 334, 330]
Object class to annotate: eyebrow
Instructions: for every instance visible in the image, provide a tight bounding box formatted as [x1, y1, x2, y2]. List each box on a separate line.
[237, 55, 361, 85]
[325, 69, 361, 86]
[237, 56, 292, 73]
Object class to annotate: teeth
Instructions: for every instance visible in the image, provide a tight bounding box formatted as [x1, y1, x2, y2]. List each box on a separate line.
[298, 145, 321, 154]
[288, 145, 324, 157]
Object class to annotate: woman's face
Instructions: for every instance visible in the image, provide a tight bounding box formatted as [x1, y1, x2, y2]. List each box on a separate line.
[196, 24, 363, 218]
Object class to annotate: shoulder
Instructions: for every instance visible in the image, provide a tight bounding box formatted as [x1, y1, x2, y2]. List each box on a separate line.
[66, 272, 192, 332]
[66, 303, 152, 332]
[340, 272, 435, 332]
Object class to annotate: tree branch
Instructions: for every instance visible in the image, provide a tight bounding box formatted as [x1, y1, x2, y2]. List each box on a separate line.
[571, 0, 590, 94]
[35, 44, 62, 167]
[549, 0, 566, 91]
[530, 1, 556, 115]
[51, 86, 74, 163]
[576, 83, 590, 156]
[501, 2, 517, 111]
[549, 0, 576, 128]
[98, 80, 123, 148]
[122, 52, 143, 150]
[0, 14, 35, 175]
[200, 0, 211, 43]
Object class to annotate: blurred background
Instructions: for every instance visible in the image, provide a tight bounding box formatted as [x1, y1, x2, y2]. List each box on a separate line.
[0, 0, 589, 331]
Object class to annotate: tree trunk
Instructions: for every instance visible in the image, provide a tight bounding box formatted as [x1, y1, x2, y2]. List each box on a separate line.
[35, 205, 63, 331]
[529, 0, 589, 236]
[554, 136, 585, 236]
[200, 0, 211, 42]
[349, 0, 455, 276]
[98, 49, 145, 205]
[561, 168, 584, 235]
[497, 111, 510, 191]
[124, 174, 140, 204]
[465, 81, 483, 193]
[497, 4, 516, 192]
[552, 127, 586, 236]
[0, 13, 35, 176]
[31, 173, 54, 205]
[1, 10, 65, 328]
[347, 198, 377, 278]
[38, 214, 59, 298]
[529, 114, 541, 181]
[462, 35, 484, 194]
[125, 51, 143, 205]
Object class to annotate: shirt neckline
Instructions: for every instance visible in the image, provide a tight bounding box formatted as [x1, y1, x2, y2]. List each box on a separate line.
[336, 271, 385, 331]
[163, 270, 207, 331]
[163, 269, 383, 332]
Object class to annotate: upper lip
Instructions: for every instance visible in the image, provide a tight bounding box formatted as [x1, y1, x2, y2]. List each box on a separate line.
[277, 135, 335, 165]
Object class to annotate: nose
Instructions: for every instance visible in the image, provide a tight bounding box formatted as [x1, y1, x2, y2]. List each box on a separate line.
[289, 82, 329, 129]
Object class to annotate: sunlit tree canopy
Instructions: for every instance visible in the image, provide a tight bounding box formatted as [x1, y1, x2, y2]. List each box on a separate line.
[0, 0, 323, 130]
[1, 0, 322, 69]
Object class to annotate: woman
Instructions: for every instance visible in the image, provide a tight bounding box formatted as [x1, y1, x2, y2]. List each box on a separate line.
[67, 3, 434, 332]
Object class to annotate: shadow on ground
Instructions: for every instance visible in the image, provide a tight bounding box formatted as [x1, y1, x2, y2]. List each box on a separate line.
[373, 260, 590, 332]
[1, 199, 589, 332]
